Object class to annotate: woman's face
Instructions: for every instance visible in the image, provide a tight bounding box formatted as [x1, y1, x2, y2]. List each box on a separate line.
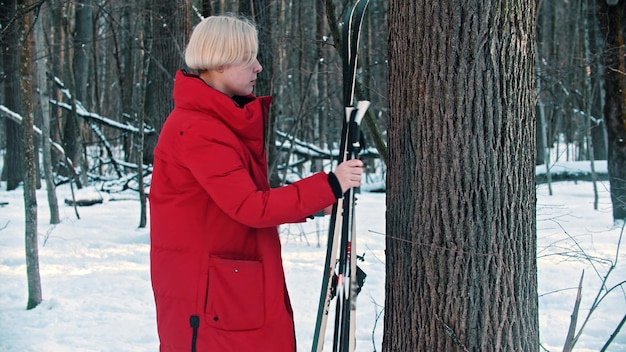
[216, 59, 263, 97]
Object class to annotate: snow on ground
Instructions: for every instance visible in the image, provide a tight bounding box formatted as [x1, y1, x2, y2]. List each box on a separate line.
[0, 179, 624, 351]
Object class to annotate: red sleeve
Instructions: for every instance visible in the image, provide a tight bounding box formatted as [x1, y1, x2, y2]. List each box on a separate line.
[179, 119, 336, 228]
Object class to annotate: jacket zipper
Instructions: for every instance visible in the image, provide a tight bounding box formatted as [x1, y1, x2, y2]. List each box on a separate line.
[189, 315, 200, 352]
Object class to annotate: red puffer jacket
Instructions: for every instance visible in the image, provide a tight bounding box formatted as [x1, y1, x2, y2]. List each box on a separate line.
[149, 70, 337, 351]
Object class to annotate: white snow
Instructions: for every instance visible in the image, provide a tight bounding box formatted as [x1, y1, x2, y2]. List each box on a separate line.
[0, 177, 624, 351]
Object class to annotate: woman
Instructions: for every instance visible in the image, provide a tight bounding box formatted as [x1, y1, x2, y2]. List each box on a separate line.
[149, 15, 363, 351]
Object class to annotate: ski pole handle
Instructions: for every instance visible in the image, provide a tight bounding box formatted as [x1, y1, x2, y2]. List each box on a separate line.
[347, 100, 370, 155]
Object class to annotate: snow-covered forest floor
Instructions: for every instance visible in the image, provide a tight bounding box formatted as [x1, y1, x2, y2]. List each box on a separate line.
[0, 161, 625, 351]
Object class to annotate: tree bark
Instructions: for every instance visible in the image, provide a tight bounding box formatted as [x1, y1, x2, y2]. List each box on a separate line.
[62, 1, 86, 187]
[73, 0, 93, 185]
[18, 0, 43, 310]
[313, 0, 327, 174]
[1, 0, 24, 190]
[143, 0, 190, 163]
[118, 3, 136, 164]
[47, 0, 66, 172]
[73, 0, 93, 107]
[240, 0, 281, 187]
[598, 0, 626, 220]
[35, 2, 60, 225]
[385, 1, 539, 351]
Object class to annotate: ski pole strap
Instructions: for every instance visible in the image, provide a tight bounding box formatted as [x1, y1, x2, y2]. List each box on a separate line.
[327, 172, 345, 198]
[347, 110, 361, 155]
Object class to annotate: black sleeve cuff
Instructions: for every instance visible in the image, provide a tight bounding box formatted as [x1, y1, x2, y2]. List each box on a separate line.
[328, 172, 344, 198]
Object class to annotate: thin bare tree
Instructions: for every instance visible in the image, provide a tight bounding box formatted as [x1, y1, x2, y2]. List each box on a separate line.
[35, 0, 60, 225]
[18, 0, 43, 310]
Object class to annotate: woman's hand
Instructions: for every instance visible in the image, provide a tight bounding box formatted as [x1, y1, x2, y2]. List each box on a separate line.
[334, 159, 364, 193]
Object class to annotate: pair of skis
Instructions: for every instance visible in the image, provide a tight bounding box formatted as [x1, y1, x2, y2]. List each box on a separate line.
[312, 1, 370, 351]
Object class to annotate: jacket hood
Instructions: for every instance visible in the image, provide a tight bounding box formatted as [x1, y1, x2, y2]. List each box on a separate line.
[172, 69, 272, 148]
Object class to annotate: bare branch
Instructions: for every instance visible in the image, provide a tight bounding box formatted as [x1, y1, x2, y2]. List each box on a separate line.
[562, 270, 584, 352]
[0, 0, 47, 42]
[600, 313, 626, 352]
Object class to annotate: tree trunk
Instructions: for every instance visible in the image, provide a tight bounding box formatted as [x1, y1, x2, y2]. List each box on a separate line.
[118, 4, 134, 164]
[73, 1, 93, 106]
[384, 1, 539, 351]
[136, 0, 152, 229]
[313, 0, 327, 174]
[240, 0, 281, 187]
[589, 2, 608, 161]
[598, 0, 626, 220]
[138, 114, 147, 228]
[582, 0, 601, 211]
[35, 3, 60, 225]
[1, 0, 24, 191]
[18, 0, 43, 310]
[62, 2, 86, 187]
[201, 0, 213, 17]
[47, 0, 66, 172]
[143, 0, 190, 163]
[73, 0, 93, 185]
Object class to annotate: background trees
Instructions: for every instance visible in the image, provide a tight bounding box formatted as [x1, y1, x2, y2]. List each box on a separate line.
[0, 0, 389, 189]
[3, 1, 623, 218]
[0, 0, 624, 341]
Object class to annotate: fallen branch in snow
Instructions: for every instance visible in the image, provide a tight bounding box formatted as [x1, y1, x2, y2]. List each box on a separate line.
[50, 76, 155, 136]
[275, 130, 380, 160]
[536, 161, 609, 184]
[63, 187, 104, 207]
[0, 105, 66, 157]
[0, 104, 82, 187]
[64, 197, 103, 207]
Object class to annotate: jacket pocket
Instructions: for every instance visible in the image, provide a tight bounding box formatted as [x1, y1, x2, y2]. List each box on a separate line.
[205, 256, 265, 331]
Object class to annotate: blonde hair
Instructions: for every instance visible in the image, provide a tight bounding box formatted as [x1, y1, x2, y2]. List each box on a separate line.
[185, 15, 258, 71]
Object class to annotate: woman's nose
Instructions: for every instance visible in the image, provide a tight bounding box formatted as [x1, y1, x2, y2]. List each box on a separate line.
[254, 59, 263, 73]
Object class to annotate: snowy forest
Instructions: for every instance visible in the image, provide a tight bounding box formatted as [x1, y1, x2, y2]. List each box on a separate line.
[1, 0, 626, 351]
